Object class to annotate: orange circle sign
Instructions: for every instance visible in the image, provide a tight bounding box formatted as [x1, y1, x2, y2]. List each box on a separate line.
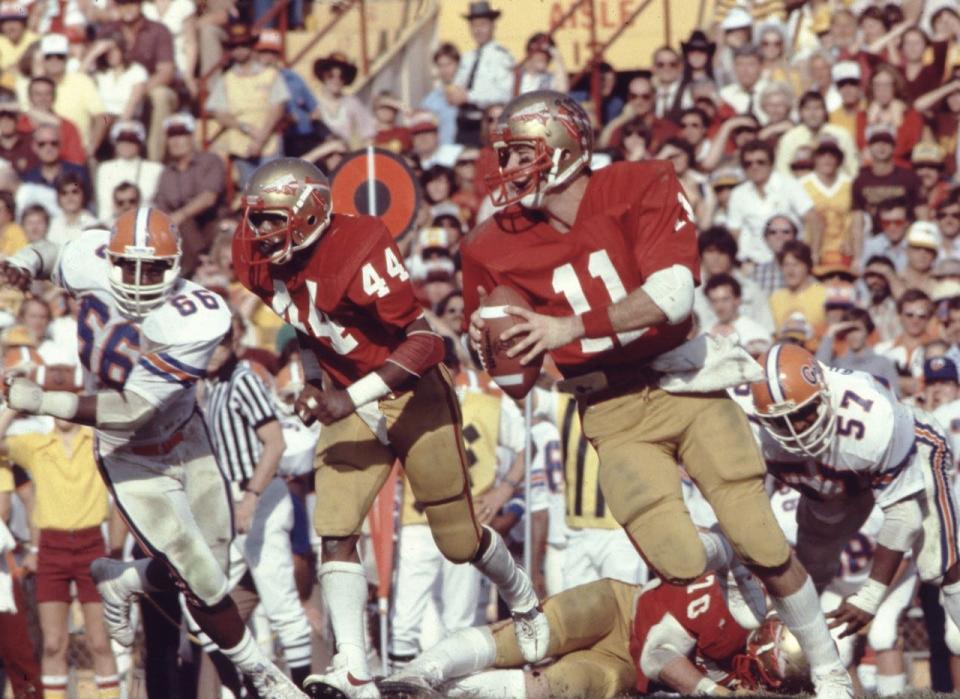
[330, 148, 421, 239]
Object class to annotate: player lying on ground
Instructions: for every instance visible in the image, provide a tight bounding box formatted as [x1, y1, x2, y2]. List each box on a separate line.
[0, 208, 305, 699]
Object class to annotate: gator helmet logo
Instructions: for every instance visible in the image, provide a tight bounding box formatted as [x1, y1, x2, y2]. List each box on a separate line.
[800, 362, 822, 386]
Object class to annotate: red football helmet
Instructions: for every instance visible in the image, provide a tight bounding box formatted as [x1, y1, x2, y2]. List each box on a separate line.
[237, 158, 332, 266]
[485, 90, 593, 208]
[751, 343, 835, 458]
[730, 616, 810, 692]
[108, 207, 182, 319]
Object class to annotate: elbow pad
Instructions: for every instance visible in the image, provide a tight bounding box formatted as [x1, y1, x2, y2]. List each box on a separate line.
[9, 239, 60, 280]
[386, 330, 445, 377]
[642, 265, 695, 325]
[639, 613, 696, 681]
[878, 496, 923, 552]
[96, 391, 157, 431]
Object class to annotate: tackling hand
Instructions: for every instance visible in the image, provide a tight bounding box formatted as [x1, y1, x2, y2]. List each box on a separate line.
[826, 599, 874, 638]
[0, 261, 32, 292]
[295, 384, 354, 426]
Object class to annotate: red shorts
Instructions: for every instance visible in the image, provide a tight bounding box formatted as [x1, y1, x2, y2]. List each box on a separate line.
[36, 526, 106, 604]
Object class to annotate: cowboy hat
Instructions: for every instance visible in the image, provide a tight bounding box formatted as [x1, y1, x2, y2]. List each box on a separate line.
[313, 52, 358, 85]
[462, 1, 501, 20]
[681, 30, 715, 56]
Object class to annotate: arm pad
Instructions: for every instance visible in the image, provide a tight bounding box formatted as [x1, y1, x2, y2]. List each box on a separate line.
[385, 329, 445, 378]
[95, 390, 158, 431]
[642, 264, 695, 325]
[878, 495, 923, 552]
[9, 239, 61, 280]
[639, 612, 697, 681]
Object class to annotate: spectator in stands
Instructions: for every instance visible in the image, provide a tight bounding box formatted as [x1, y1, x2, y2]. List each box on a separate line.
[703, 273, 772, 354]
[656, 137, 712, 225]
[902, 222, 941, 296]
[154, 113, 224, 277]
[205, 24, 288, 187]
[373, 92, 411, 154]
[83, 32, 148, 126]
[695, 226, 774, 333]
[449, 1, 514, 146]
[714, 7, 753, 87]
[861, 254, 904, 341]
[111, 181, 140, 218]
[862, 196, 915, 272]
[758, 23, 797, 90]
[852, 125, 922, 249]
[311, 51, 374, 148]
[876, 287, 936, 396]
[707, 165, 742, 226]
[777, 91, 859, 179]
[935, 193, 960, 260]
[857, 63, 924, 168]
[255, 30, 325, 159]
[422, 42, 461, 146]
[0, 189, 25, 257]
[0, 3, 37, 76]
[515, 32, 567, 96]
[22, 123, 89, 196]
[142, 0, 199, 97]
[195, 0, 231, 77]
[815, 306, 900, 392]
[20, 202, 50, 242]
[727, 138, 821, 266]
[768, 240, 827, 332]
[617, 117, 650, 162]
[800, 137, 854, 268]
[899, 25, 949, 104]
[699, 113, 760, 173]
[46, 170, 96, 245]
[409, 110, 462, 170]
[99, 0, 178, 161]
[569, 60, 623, 125]
[678, 30, 715, 105]
[677, 106, 711, 164]
[95, 121, 162, 222]
[828, 61, 863, 139]
[0, 94, 35, 173]
[22, 77, 86, 166]
[40, 33, 107, 157]
[756, 81, 795, 146]
[912, 142, 951, 212]
[600, 73, 677, 152]
[651, 45, 683, 121]
[720, 44, 769, 123]
[752, 213, 798, 294]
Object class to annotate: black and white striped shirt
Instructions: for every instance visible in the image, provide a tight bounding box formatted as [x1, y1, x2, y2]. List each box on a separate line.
[204, 360, 277, 483]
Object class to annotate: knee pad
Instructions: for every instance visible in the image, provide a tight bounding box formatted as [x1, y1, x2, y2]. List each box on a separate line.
[710, 482, 791, 570]
[624, 515, 706, 585]
[867, 614, 900, 652]
[164, 534, 230, 607]
[423, 497, 482, 564]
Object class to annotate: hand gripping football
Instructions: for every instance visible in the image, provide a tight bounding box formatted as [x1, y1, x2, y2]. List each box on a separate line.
[479, 286, 543, 399]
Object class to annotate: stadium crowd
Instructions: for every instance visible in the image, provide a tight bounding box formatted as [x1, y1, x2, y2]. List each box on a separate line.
[5, 0, 960, 696]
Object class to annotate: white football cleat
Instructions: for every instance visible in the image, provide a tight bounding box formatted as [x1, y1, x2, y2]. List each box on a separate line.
[249, 663, 308, 698]
[813, 666, 854, 699]
[91, 557, 138, 647]
[304, 655, 381, 699]
[512, 604, 550, 663]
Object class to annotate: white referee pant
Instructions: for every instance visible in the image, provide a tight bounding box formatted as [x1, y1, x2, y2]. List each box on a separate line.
[390, 523, 481, 658]
[563, 527, 648, 589]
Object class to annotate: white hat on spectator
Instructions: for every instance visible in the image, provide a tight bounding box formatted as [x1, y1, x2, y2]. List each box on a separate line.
[163, 113, 196, 136]
[40, 33, 69, 56]
[721, 7, 752, 30]
[408, 110, 439, 135]
[906, 221, 940, 251]
[110, 120, 145, 143]
[832, 61, 861, 83]
[0, 3, 27, 21]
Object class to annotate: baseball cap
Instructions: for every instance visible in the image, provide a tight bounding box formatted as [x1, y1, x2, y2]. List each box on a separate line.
[40, 33, 69, 56]
[813, 136, 844, 160]
[163, 113, 195, 136]
[778, 312, 813, 343]
[824, 284, 857, 309]
[255, 28, 282, 53]
[373, 92, 405, 113]
[110, 119, 145, 143]
[912, 142, 945, 167]
[866, 123, 896, 144]
[832, 61, 861, 84]
[455, 147, 479, 164]
[721, 7, 752, 30]
[924, 356, 958, 384]
[906, 221, 940, 250]
[710, 165, 744, 189]
[408, 110, 439, 135]
[0, 3, 28, 21]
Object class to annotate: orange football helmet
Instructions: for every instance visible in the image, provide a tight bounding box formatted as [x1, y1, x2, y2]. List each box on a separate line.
[274, 360, 305, 416]
[730, 616, 809, 692]
[237, 158, 332, 266]
[485, 90, 593, 208]
[2, 345, 42, 380]
[108, 207, 182, 318]
[751, 343, 835, 458]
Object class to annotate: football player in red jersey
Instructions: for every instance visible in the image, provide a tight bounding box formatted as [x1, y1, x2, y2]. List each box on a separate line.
[232, 158, 546, 698]
[462, 90, 851, 698]
[380, 569, 805, 698]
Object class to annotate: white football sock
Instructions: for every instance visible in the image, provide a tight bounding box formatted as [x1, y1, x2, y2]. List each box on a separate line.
[875, 672, 906, 695]
[404, 626, 497, 684]
[473, 527, 537, 612]
[444, 669, 527, 698]
[699, 531, 733, 572]
[941, 580, 960, 629]
[319, 561, 371, 678]
[770, 576, 845, 675]
[221, 628, 269, 674]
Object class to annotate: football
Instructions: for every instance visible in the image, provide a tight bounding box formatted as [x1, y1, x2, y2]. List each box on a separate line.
[479, 286, 543, 399]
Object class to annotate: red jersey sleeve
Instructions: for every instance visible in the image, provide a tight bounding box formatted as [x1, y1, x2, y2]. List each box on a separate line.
[460, 238, 500, 333]
[625, 163, 700, 285]
[344, 224, 423, 332]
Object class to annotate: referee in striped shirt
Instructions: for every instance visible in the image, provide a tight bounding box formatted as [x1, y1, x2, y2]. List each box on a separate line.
[202, 315, 313, 690]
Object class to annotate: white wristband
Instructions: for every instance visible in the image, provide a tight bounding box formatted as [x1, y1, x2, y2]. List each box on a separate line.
[848, 577, 888, 617]
[346, 372, 392, 408]
[694, 676, 721, 695]
[39, 391, 79, 420]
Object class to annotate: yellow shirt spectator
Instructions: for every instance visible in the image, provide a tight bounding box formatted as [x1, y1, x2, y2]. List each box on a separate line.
[3, 427, 108, 530]
[53, 73, 107, 153]
[0, 28, 39, 74]
[769, 282, 828, 332]
[0, 222, 28, 257]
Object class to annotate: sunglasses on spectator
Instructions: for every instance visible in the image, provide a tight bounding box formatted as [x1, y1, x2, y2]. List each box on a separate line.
[938, 208, 960, 220]
[743, 157, 770, 167]
[35, 140, 59, 147]
[881, 218, 907, 227]
[629, 91, 653, 100]
[765, 226, 794, 236]
[902, 311, 930, 319]
[836, 79, 859, 88]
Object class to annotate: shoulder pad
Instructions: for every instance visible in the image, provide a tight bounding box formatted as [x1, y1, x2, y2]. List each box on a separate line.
[54, 229, 110, 295]
[141, 281, 232, 347]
